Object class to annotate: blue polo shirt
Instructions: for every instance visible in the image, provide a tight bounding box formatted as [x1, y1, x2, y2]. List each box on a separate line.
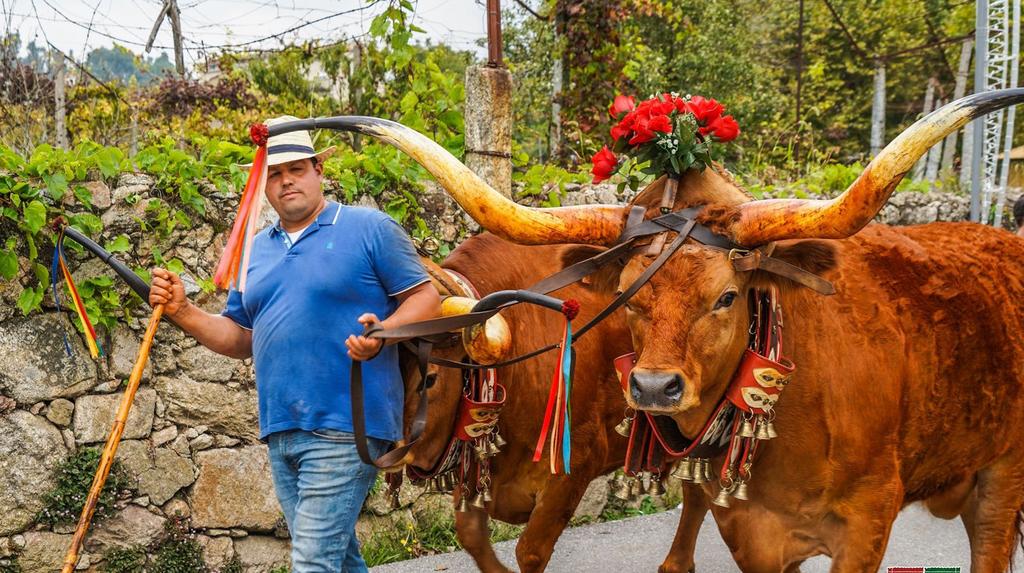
[221, 202, 429, 442]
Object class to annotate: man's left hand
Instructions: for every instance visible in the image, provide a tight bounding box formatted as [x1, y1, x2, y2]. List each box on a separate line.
[346, 313, 385, 361]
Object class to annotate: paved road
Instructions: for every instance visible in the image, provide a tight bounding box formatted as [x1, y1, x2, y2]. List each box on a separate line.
[372, 504, 1024, 572]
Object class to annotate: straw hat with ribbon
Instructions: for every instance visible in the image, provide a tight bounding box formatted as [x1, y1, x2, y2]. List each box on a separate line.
[242, 115, 335, 167]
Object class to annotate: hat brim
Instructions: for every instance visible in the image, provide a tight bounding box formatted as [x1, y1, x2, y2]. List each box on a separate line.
[240, 146, 335, 168]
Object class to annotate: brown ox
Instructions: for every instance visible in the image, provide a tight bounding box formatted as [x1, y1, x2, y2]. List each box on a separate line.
[325, 89, 1024, 571]
[397, 234, 710, 572]
[375, 230, 709, 573]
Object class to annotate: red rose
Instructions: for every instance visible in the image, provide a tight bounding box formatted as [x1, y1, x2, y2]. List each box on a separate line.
[608, 95, 636, 118]
[611, 121, 632, 141]
[628, 112, 673, 145]
[591, 146, 618, 183]
[686, 96, 724, 125]
[705, 114, 739, 142]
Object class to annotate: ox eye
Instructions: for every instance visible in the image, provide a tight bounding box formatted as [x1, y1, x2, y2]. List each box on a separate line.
[714, 291, 738, 310]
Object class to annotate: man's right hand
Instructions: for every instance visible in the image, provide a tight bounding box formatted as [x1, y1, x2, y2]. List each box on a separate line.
[150, 268, 188, 317]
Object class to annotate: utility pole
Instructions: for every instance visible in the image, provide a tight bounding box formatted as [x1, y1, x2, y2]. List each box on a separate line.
[52, 48, 68, 150]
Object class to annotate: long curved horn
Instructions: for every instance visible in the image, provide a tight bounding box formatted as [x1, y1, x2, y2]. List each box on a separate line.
[268, 117, 628, 245]
[731, 88, 1024, 246]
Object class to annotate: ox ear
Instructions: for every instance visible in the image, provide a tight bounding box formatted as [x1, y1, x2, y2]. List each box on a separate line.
[558, 245, 625, 294]
[750, 239, 838, 292]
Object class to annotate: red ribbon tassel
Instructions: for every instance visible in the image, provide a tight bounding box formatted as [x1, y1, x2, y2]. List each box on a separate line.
[214, 135, 268, 291]
[532, 299, 580, 474]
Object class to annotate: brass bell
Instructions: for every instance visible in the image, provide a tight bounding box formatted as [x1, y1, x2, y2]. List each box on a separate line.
[670, 458, 694, 481]
[765, 420, 778, 439]
[492, 432, 507, 448]
[455, 496, 471, 512]
[481, 488, 493, 503]
[470, 492, 488, 509]
[691, 460, 707, 484]
[755, 418, 772, 440]
[443, 473, 457, 491]
[614, 416, 633, 437]
[635, 475, 649, 495]
[626, 478, 639, 500]
[733, 480, 749, 501]
[712, 487, 732, 508]
[648, 479, 666, 496]
[704, 460, 717, 482]
[739, 417, 756, 438]
[613, 478, 633, 500]
[485, 440, 501, 457]
[426, 477, 439, 493]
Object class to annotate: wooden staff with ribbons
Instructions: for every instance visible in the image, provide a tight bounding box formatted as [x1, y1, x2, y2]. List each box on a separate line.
[57, 227, 161, 573]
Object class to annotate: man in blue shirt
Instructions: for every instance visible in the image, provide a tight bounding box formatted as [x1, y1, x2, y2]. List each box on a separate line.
[149, 117, 440, 572]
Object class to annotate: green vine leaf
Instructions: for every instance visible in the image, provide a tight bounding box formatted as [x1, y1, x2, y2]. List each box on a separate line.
[22, 200, 47, 234]
[105, 235, 132, 254]
[17, 286, 43, 315]
[0, 250, 17, 280]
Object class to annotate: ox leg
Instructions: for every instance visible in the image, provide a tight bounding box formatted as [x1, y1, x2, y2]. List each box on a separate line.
[959, 457, 1024, 573]
[455, 501, 515, 573]
[826, 489, 901, 573]
[514, 476, 590, 573]
[658, 482, 709, 573]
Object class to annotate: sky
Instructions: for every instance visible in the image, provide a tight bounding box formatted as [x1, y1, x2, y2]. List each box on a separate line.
[1, 0, 490, 64]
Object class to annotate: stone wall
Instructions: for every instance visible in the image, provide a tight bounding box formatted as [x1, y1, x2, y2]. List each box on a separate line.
[0, 173, 1006, 571]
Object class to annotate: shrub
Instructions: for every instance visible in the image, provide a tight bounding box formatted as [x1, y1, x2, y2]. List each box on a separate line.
[151, 515, 207, 573]
[101, 545, 146, 573]
[36, 447, 134, 527]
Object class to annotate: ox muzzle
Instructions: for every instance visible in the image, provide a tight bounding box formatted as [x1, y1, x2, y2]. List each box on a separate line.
[629, 368, 684, 409]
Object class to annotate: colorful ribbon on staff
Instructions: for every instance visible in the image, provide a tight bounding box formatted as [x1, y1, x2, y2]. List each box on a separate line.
[51, 228, 103, 358]
[533, 299, 580, 474]
[213, 123, 270, 292]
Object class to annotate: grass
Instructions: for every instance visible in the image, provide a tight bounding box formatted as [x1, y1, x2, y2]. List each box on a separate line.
[361, 503, 525, 567]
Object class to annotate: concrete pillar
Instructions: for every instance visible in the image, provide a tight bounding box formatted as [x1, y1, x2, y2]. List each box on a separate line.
[463, 65, 513, 198]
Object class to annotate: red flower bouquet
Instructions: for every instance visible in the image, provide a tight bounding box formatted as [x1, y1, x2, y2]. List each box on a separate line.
[590, 92, 739, 185]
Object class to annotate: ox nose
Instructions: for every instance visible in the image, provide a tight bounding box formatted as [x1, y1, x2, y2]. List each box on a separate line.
[629, 370, 684, 408]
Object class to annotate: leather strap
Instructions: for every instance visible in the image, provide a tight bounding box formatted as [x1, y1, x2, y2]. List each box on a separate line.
[352, 338, 433, 468]
[526, 239, 636, 295]
[729, 251, 835, 295]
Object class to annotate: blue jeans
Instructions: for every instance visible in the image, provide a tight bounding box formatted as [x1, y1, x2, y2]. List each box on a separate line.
[267, 429, 389, 573]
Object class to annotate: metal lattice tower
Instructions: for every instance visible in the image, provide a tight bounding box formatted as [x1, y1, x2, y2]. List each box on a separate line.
[973, 0, 1021, 225]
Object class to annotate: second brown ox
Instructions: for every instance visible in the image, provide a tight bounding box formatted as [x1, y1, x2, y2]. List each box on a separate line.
[394, 233, 709, 572]
[333, 89, 1024, 571]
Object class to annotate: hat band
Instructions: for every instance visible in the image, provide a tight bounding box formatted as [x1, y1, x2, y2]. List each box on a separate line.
[268, 144, 316, 155]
